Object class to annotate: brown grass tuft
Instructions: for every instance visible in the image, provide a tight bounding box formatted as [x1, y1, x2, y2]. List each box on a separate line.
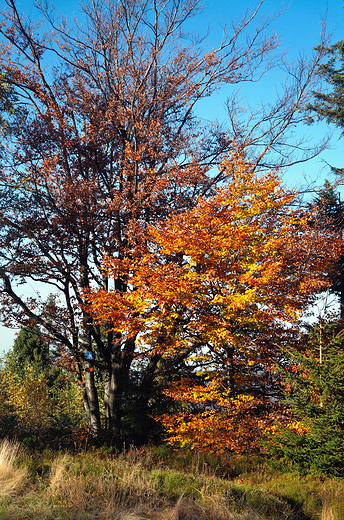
[321, 503, 335, 520]
[321, 489, 344, 520]
[0, 438, 27, 495]
[49, 453, 69, 493]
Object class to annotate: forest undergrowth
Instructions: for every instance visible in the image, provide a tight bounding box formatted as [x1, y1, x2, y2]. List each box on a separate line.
[1, 439, 344, 520]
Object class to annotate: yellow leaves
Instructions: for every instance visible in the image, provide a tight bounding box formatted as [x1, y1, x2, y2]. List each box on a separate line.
[88, 151, 339, 351]
[158, 390, 268, 453]
[285, 421, 309, 435]
[264, 420, 309, 437]
[84, 150, 341, 452]
[1, 365, 51, 432]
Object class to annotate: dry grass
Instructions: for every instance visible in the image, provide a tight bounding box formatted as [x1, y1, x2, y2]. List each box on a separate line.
[45, 453, 162, 519]
[0, 445, 344, 519]
[169, 495, 264, 520]
[49, 453, 68, 493]
[321, 503, 335, 520]
[320, 487, 344, 520]
[41, 454, 305, 520]
[0, 438, 27, 496]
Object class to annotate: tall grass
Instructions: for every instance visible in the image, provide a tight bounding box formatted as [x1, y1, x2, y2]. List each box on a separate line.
[0, 439, 27, 496]
[0, 443, 344, 519]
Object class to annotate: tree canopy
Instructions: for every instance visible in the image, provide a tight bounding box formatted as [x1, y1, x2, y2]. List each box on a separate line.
[88, 153, 339, 451]
[0, 0, 336, 444]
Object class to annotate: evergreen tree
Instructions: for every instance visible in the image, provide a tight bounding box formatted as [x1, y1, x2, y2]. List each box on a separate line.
[309, 41, 344, 138]
[313, 180, 344, 228]
[6, 324, 63, 389]
[311, 182, 344, 316]
[307, 40, 344, 315]
[8, 325, 49, 374]
[266, 320, 344, 476]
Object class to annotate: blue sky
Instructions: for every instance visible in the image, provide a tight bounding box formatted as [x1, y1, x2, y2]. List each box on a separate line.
[1, 0, 344, 352]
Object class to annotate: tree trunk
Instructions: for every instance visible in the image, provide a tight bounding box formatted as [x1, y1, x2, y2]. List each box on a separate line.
[102, 366, 120, 432]
[81, 322, 101, 435]
[84, 369, 101, 435]
[101, 337, 136, 440]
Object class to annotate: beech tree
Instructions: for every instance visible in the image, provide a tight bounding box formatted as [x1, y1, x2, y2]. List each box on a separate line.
[88, 153, 338, 451]
[0, 0, 330, 439]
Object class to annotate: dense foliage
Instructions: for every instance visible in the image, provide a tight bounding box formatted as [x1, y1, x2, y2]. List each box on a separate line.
[0, 0, 329, 443]
[0, 326, 86, 447]
[88, 154, 338, 453]
[0, 0, 344, 472]
[266, 320, 344, 477]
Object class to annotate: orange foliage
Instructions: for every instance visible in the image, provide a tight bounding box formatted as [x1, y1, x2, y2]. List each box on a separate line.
[158, 378, 270, 453]
[88, 152, 339, 452]
[0, 0, 284, 436]
[0, 0, 330, 438]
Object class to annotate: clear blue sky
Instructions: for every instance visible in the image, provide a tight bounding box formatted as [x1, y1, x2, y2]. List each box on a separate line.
[1, 0, 344, 353]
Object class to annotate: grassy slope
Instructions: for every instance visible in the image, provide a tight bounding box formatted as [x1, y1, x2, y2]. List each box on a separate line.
[1, 441, 344, 520]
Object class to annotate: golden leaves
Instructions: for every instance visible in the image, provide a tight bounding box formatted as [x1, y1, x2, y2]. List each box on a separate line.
[87, 151, 340, 452]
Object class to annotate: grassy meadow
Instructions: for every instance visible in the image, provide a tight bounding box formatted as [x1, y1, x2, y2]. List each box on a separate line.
[1, 439, 344, 520]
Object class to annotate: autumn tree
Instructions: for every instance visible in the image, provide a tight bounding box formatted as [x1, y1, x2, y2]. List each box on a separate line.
[88, 154, 339, 452]
[1, 325, 86, 445]
[0, 0, 329, 440]
[0, 362, 86, 446]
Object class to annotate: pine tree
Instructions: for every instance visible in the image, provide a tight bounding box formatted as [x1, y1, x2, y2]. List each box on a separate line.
[6, 323, 63, 389]
[308, 39, 344, 177]
[311, 181, 344, 316]
[313, 180, 344, 228]
[10, 325, 49, 375]
[309, 41, 344, 134]
[265, 320, 344, 476]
